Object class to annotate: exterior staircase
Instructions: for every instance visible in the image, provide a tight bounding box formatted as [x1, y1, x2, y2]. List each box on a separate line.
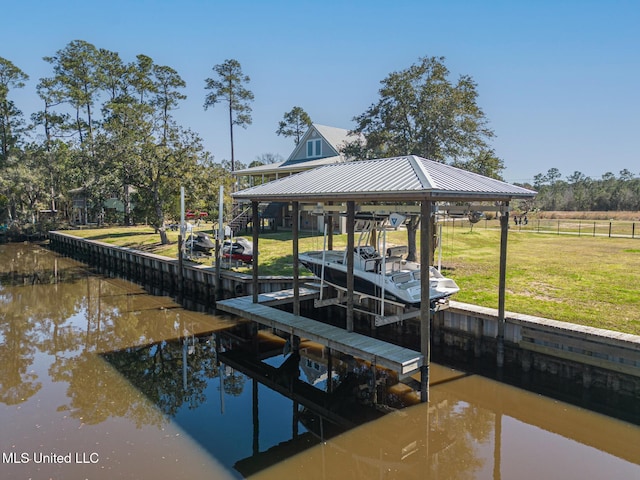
[225, 202, 285, 235]
[227, 203, 252, 234]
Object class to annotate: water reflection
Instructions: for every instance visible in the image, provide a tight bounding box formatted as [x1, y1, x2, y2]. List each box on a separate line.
[252, 374, 640, 480]
[104, 335, 222, 419]
[1, 243, 639, 480]
[0, 243, 235, 479]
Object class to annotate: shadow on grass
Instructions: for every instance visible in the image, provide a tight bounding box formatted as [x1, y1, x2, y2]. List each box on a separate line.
[84, 231, 157, 241]
[255, 231, 321, 242]
[233, 253, 315, 277]
[137, 243, 173, 252]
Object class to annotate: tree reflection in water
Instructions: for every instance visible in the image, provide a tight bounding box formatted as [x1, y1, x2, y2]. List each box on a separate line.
[0, 243, 238, 427]
[103, 336, 225, 417]
[0, 307, 41, 405]
[0, 244, 85, 405]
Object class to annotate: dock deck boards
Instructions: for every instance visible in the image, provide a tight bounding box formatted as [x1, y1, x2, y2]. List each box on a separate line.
[217, 295, 423, 377]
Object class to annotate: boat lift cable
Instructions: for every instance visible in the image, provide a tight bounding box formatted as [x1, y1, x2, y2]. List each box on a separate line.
[438, 222, 443, 272]
[381, 226, 387, 318]
[320, 222, 327, 301]
[449, 216, 454, 261]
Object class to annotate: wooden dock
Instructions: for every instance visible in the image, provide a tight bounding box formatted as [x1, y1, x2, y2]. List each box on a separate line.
[216, 294, 423, 377]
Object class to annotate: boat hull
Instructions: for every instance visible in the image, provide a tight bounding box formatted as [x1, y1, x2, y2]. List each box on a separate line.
[299, 251, 459, 308]
[300, 258, 411, 305]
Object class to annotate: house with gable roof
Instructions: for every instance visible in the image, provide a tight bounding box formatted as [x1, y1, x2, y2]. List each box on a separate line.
[234, 123, 363, 183]
[232, 124, 363, 233]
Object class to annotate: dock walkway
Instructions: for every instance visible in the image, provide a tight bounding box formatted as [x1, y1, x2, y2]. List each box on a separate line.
[217, 295, 423, 377]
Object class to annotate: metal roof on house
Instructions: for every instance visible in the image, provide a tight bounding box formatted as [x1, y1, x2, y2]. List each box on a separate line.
[234, 124, 364, 176]
[234, 155, 345, 176]
[233, 155, 537, 202]
[234, 161, 287, 174]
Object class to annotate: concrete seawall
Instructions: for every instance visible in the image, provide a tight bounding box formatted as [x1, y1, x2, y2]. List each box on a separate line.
[47, 231, 296, 304]
[436, 301, 640, 397]
[48, 230, 640, 398]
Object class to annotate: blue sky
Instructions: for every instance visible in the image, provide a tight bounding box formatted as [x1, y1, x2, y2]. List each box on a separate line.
[2, 0, 639, 183]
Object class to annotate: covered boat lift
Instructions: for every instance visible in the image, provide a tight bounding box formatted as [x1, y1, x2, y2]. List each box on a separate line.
[225, 155, 536, 402]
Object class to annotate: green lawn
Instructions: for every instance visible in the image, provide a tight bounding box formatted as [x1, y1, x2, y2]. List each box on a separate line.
[442, 229, 640, 334]
[66, 224, 640, 335]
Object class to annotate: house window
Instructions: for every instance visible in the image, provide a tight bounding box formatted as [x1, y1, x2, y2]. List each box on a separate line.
[306, 139, 321, 158]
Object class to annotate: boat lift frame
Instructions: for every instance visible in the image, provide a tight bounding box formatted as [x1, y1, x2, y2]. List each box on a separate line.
[310, 213, 450, 327]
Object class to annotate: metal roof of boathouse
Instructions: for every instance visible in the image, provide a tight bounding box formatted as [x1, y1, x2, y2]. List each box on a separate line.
[233, 155, 536, 202]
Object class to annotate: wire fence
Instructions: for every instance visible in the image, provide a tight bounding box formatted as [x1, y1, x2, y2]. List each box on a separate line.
[443, 217, 640, 239]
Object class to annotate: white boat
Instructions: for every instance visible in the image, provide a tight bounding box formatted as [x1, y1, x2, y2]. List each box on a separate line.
[299, 217, 459, 308]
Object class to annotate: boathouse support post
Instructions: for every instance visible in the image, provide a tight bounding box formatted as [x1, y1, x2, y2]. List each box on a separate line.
[346, 201, 355, 332]
[497, 201, 509, 368]
[252, 201, 259, 303]
[420, 199, 432, 403]
[292, 201, 300, 316]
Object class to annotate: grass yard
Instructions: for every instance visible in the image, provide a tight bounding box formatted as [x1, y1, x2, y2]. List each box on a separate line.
[66, 224, 640, 335]
[442, 229, 640, 334]
[70, 225, 186, 257]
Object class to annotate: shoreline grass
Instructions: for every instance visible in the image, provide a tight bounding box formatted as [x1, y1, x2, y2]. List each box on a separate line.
[66, 223, 640, 335]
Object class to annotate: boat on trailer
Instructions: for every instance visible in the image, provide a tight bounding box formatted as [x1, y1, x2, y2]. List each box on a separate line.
[298, 216, 459, 309]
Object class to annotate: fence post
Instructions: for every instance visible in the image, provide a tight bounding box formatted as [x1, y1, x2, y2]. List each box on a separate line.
[609, 222, 612, 238]
[557, 220, 560, 235]
[593, 222, 596, 237]
[633, 223, 636, 239]
[578, 221, 581, 237]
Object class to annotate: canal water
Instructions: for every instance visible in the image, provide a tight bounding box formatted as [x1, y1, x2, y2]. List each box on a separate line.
[1, 243, 639, 480]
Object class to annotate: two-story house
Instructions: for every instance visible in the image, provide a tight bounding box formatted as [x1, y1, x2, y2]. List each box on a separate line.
[233, 124, 364, 233]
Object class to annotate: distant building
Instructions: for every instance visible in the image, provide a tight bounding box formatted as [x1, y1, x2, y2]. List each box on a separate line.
[68, 185, 136, 226]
